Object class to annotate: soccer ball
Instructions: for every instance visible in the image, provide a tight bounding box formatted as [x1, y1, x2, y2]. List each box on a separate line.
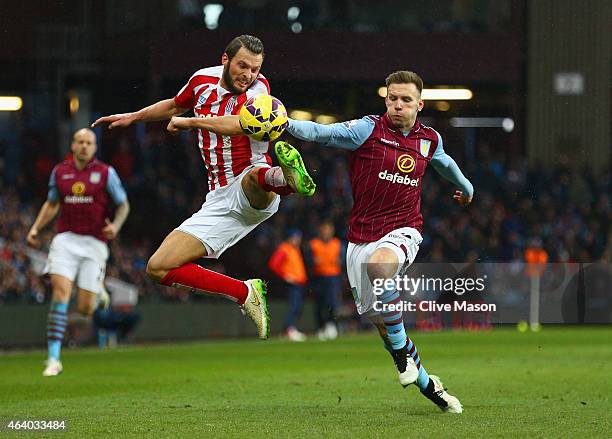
[239, 94, 288, 142]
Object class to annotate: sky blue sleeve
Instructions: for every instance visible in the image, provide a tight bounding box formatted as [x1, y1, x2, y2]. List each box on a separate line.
[430, 131, 474, 197]
[47, 167, 59, 202]
[286, 116, 375, 150]
[106, 167, 128, 205]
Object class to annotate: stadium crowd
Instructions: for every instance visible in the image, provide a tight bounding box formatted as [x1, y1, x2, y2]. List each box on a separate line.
[1, 127, 610, 304]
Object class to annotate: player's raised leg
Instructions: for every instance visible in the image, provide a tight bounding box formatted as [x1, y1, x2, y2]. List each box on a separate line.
[243, 142, 316, 201]
[43, 274, 72, 377]
[367, 244, 462, 413]
[240, 141, 315, 208]
[274, 141, 316, 196]
[241, 168, 281, 208]
[146, 230, 269, 339]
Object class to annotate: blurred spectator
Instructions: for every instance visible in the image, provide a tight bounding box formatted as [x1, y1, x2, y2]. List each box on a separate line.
[110, 137, 136, 181]
[1, 126, 609, 306]
[93, 305, 141, 348]
[307, 221, 343, 340]
[268, 228, 308, 341]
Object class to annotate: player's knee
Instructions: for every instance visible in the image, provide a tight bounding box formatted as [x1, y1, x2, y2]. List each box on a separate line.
[146, 256, 167, 282]
[242, 169, 275, 208]
[77, 301, 95, 316]
[50, 282, 72, 303]
[366, 261, 394, 284]
[366, 249, 398, 282]
[51, 289, 71, 303]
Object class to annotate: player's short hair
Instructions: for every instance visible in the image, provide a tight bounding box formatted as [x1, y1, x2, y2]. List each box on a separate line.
[225, 35, 265, 60]
[385, 71, 423, 94]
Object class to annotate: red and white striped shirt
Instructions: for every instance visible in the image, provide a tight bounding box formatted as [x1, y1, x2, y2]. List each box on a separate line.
[174, 65, 271, 191]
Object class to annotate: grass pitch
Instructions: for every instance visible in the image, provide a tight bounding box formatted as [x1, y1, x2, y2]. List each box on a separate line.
[1, 327, 611, 438]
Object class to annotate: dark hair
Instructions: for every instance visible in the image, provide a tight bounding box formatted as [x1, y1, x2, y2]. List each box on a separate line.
[224, 35, 264, 60]
[385, 71, 423, 94]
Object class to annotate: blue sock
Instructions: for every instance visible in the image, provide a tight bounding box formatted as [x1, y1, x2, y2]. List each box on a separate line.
[406, 338, 430, 391]
[379, 288, 431, 390]
[47, 301, 68, 361]
[379, 289, 406, 350]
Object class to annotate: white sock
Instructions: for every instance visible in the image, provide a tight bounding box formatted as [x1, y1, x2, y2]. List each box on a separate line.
[264, 167, 287, 187]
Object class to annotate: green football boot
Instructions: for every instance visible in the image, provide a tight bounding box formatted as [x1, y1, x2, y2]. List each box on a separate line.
[241, 279, 270, 340]
[274, 141, 316, 197]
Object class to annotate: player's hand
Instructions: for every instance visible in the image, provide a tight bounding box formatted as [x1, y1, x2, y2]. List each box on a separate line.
[167, 116, 191, 135]
[26, 227, 40, 248]
[453, 190, 473, 206]
[102, 219, 119, 240]
[91, 113, 137, 129]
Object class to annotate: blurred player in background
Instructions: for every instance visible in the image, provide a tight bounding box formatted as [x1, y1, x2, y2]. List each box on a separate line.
[92, 35, 315, 340]
[180, 70, 472, 413]
[308, 221, 343, 340]
[268, 228, 308, 341]
[26, 128, 130, 376]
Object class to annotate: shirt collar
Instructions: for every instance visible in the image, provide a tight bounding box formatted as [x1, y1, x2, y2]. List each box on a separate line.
[217, 82, 231, 96]
[383, 113, 421, 136]
[71, 158, 97, 170]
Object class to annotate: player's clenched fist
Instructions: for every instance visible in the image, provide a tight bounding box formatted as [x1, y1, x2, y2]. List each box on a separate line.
[167, 116, 192, 135]
[101, 219, 119, 240]
[26, 227, 40, 248]
[453, 190, 473, 206]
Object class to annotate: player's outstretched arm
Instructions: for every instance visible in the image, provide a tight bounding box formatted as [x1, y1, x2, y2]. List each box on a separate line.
[26, 200, 60, 248]
[430, 152, 474, 206]
[92, 99, 189, 129]
[167, 115, 243, 136]
[285, 117, 373, 150]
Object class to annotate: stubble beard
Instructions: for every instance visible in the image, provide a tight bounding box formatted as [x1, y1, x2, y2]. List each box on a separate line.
[222, 65, 246, 95]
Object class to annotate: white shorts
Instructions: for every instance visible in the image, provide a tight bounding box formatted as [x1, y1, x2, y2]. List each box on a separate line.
[346, 227, 423, 316]
[43, 231, 109, 295]
[176, 166, 280, 259]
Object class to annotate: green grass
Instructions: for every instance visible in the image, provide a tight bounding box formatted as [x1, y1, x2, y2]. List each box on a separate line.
[1, 327, 611, 438]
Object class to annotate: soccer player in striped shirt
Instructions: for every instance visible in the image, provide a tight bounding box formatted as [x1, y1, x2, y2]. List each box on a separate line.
[92, 35, 315, 340]
[182, 71, 471, 413]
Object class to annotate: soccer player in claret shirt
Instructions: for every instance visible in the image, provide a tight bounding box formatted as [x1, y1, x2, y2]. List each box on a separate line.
[178, 71, 472, 413]
[92, 35, 315, 340]
[27, 129, 130, 376]
[286, 71, 472, 413]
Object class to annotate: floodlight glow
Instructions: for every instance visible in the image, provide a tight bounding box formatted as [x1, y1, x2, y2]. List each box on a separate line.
[288, 7, 300, 20]
[289, 110, 312, 121]
[421, 89, 473, 100]
[0, 96, 23, 111]
[450, 117, 515, 132]
[315, 114, 337, 124]
[69, 96, 80, 114]
[203, 4, 223, 29]
[377, 87, 473, 100]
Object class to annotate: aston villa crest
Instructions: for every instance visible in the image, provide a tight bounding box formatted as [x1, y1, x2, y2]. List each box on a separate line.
[419, 139, 431, 157]
[89, 172, 101, 184]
